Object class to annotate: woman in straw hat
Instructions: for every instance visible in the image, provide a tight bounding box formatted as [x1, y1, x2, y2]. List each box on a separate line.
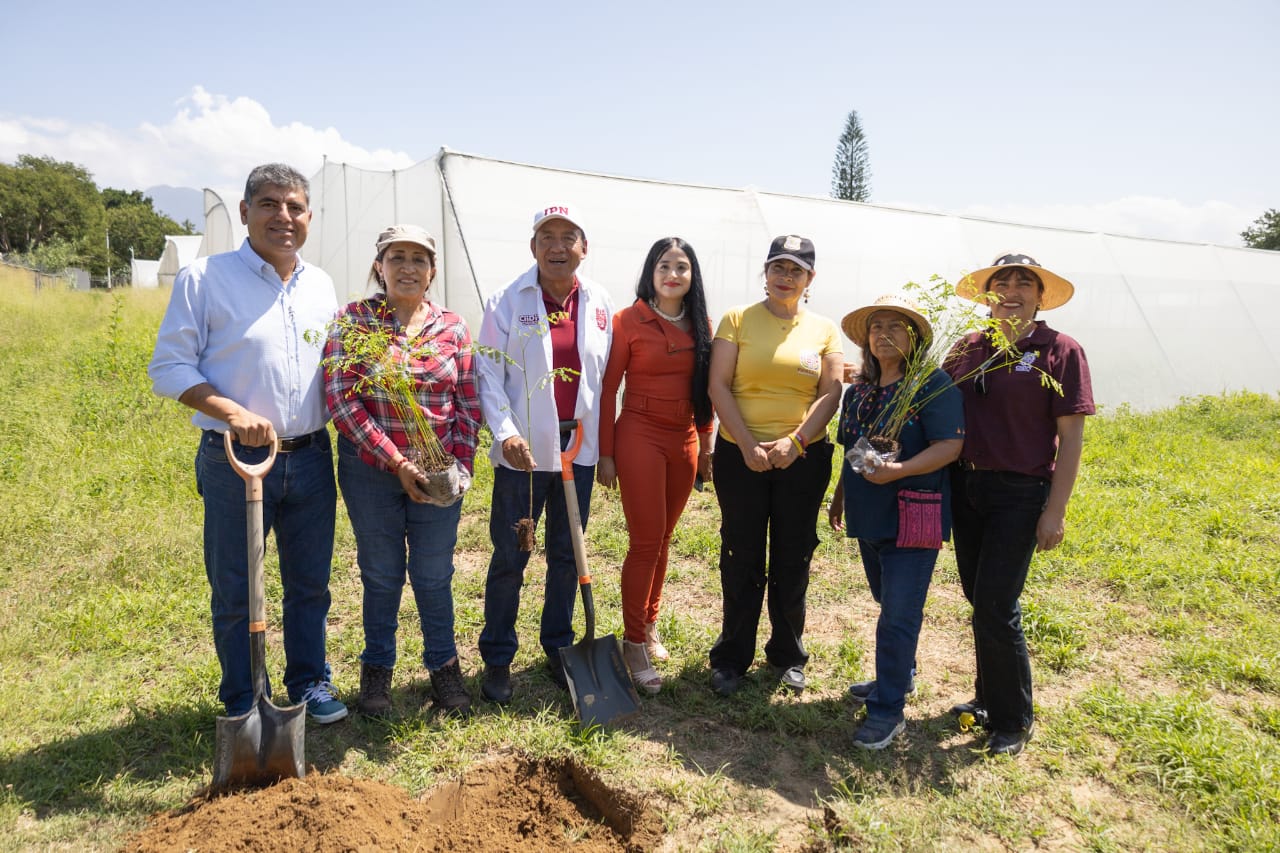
[828, 294, 964, 750]
[706, 235, 843, 698]
[946, 252, 1094, 757]
[324, 224, 481, 719]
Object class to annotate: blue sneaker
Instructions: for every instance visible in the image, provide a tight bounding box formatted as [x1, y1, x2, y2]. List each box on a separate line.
[301, 679, 348, 724]
[847, 670, 917, 706]
[852, 716, 905, 750]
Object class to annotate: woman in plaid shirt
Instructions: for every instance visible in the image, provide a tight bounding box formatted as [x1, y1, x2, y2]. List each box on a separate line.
[324, 224, 481, 718]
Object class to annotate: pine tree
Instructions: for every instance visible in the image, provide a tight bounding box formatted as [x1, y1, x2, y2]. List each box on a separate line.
[1241, 209, 1280, 251]
[831, 110, 872, 202]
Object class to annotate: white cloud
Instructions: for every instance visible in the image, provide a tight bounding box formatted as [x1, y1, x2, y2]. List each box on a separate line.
[909, 196, 1253, 248]
[0, 86, 417, 194]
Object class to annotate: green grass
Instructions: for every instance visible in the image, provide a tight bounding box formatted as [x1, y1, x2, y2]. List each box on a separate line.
[1, 264, 1278, 850]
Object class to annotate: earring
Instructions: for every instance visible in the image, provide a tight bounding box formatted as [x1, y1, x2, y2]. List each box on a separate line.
[804, 288, 811, 303]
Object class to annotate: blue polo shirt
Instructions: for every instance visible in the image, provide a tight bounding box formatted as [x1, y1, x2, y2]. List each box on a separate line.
[836, 369, 964, 542]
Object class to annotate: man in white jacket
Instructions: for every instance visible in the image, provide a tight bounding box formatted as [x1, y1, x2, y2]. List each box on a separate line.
[476, 204, 614, 703]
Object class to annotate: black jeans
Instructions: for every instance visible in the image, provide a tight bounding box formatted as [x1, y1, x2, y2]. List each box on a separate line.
[950, 467, 1050, 733]
[709, 436, 833, 676]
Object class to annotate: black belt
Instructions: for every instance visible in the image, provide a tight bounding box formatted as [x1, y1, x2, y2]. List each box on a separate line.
[278, 430, 324, 452]
[956, 459, 993, 471]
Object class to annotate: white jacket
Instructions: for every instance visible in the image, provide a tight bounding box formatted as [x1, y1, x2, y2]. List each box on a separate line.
[477, 265, 614, 472]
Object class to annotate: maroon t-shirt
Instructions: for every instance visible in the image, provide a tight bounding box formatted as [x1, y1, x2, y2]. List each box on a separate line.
[946, 321, 1094, 480]
[542, 279, 582, 422]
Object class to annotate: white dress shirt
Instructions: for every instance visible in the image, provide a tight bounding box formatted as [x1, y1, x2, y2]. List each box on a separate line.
[149, 239, 338, 437]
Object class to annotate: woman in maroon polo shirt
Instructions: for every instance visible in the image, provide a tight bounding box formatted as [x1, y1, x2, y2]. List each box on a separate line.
[945, 252, 1094, 757]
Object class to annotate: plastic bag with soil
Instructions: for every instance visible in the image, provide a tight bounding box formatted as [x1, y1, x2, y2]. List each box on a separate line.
[409, 449, 460, 505]
[845, 434, 900, 474]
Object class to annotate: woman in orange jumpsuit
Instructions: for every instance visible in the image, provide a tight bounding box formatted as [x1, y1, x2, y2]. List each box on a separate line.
[597, 237, 714, 694]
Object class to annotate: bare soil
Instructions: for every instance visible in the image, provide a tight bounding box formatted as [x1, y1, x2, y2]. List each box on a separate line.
[124, 754, 662, 852]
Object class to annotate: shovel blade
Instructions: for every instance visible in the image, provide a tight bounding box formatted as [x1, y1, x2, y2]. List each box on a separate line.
[210, 697, 306, 792]
[559, 634, 640, 728]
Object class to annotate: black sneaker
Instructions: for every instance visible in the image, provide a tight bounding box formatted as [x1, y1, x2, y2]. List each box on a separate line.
[481, 664, 512, 704]
[848, 672, 917, 706]
[950, 699, 988, 730]
[773, 665, 805, 694]
[852, 716, 905, 751]
[545, 653, 569, 691]
[711, 668, 742, 697]
[430, 660, 472, 718]
[987, 722, 1034, 757]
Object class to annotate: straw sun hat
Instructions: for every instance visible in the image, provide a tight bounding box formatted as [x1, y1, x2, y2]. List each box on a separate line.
[955, 252, 1075, 311]
[841, 294, 933, 348]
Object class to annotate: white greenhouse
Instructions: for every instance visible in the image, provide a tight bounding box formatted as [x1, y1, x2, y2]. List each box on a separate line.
[198, 148, 1280, 411]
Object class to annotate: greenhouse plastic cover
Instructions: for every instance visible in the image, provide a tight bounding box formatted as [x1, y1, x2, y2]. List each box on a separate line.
[157, 235, 205, 288]
[201, 148, 1280, 411]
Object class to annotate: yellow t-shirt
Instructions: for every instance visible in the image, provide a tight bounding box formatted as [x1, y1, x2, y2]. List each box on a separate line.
[715, 303, 843, 442]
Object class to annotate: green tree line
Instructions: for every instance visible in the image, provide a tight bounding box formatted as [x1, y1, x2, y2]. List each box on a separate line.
[0, 154, 195, 278]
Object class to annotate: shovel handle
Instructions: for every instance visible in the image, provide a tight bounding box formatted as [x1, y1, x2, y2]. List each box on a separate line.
[558, 419, 583, 473]
[223, 431, 278, 633]
[558, 420, 596, 640]
[223, 430, 278, 502]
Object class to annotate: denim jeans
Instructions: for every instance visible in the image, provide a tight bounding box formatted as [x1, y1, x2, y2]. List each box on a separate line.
[196, 429, 336, 715]
[857, 538, 938, 723]
[709, 437, 833, 675]
[337, 435, 462, 672]
[950, 467, 1050, 733]
[478, 455, 594, 666]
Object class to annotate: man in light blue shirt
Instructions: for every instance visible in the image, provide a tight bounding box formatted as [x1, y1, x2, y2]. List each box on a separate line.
[149, 163, 346, 724]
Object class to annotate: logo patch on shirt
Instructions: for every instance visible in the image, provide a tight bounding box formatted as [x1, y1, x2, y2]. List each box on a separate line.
[797, 350, 821, 374]
[519, 313, 539, 326]
[596, 308, 607, 330]
[1014, 350, 1040, 372]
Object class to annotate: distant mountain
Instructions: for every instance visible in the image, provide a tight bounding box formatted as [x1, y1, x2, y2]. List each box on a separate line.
[145, 185, 205, 231]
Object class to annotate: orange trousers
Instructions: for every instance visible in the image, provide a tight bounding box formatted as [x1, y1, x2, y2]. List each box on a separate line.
[613, 407, 698, 643]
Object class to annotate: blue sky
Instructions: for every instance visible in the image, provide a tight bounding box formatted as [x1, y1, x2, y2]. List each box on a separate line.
[3, 0, 1277, 244]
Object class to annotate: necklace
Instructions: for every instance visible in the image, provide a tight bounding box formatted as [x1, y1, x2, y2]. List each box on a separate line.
[649, 299, 686, 323]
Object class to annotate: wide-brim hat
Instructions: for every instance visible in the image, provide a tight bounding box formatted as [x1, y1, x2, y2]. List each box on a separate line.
[956, 252, 1074, 310]
[376, 224, 436, 257]
[841, 294, 933, 348]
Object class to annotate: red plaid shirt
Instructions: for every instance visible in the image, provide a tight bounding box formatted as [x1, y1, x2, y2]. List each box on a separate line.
[324, 297, 481, 473]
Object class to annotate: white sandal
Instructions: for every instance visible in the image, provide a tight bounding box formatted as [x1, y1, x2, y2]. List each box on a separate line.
[644, 621, 670, 662]
[622, 640, 662, 695]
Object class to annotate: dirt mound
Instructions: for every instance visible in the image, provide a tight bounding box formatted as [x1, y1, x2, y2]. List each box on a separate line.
[123, 754, 662, 852]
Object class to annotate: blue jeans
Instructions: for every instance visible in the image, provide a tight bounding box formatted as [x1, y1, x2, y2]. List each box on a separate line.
[857, 538, 938, 723]
[709, 437, 833, 675]
[337, 435, 462, 671]
[950, 467, 1051, 733]
[196, 429, 336, 715]
[478, 458, 594, 665]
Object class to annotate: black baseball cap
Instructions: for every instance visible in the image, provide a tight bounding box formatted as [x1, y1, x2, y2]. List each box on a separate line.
[765, 234, 815, 271]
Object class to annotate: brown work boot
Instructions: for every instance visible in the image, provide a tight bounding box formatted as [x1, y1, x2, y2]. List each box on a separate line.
[357, 662, 393, 717]
[430, 659, 472, 718]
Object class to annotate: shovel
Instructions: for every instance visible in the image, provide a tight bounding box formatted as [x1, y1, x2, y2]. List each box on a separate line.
[556, 420, 640, 728]
[210, 431, 306, 792]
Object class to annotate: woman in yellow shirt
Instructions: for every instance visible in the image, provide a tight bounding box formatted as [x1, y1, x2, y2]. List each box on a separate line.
[706, 235, 843, 696]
